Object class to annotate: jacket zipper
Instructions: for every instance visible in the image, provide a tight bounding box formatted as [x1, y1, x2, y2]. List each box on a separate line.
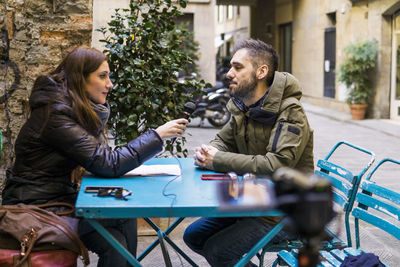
[272, 121, 284, 152]
[244, 117, 249, 143]
[254, 124, 258, 143]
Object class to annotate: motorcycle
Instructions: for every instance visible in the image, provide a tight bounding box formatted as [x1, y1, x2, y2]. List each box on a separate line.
[178, 72, 231, 127]
[192, 83, 231, 127]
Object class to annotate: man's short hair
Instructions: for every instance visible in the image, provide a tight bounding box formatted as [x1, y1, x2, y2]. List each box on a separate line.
[233, 39, 279, 86]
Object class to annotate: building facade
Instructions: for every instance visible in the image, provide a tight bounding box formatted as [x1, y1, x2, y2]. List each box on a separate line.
[270, 0, 400, 120]
[215, 5, 250, 58]
[218, 0, 400, 121]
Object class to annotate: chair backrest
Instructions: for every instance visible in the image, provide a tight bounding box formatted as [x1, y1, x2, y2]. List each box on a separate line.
[352, 158, 400, 248]
[314, 141, 375, 247]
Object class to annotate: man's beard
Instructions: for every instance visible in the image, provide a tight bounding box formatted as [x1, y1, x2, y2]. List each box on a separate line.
[229, 73, 258, 102]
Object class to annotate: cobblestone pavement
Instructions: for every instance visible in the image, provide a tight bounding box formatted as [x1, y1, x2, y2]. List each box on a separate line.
[80, 101, 400, 267]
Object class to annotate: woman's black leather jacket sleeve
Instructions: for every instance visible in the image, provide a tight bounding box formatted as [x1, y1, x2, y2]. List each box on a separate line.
[41, 111, 163, 178]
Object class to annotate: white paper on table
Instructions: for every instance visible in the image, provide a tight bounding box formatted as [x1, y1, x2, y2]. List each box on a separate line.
[124, 164, 181, 176]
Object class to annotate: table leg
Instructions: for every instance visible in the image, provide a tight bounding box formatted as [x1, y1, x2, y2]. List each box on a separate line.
[234, 221, 285, 267]
[157, 229, 173, 267]
[163, 234, 199, 267]
[86, 219, 142, 267]
[137, 217, 199, 267]
[138, 217, 183, 261]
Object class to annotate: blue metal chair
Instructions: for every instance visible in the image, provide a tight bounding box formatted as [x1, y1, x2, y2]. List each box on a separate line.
[262, 141, 375, 266]
[353, 158, 400, 249]
[275, 158, 400, 266]
[314, 141, 375, 249]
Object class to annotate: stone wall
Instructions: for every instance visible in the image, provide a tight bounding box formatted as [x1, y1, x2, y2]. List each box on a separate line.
[0, 0, 93, 185]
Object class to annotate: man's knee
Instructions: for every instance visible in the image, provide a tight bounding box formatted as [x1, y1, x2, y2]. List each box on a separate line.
[183, 224, 197, 249]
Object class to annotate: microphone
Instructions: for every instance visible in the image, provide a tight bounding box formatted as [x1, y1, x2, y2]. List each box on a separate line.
[171, 102, 196, 145]
[181, 101, 196, 119]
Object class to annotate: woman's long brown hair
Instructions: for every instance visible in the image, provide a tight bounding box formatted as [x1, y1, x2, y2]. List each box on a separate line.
[50, 46, 107, 136]
[49, 47, 107, 184]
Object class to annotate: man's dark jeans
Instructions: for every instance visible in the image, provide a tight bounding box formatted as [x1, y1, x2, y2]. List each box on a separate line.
[183, 217, 294, 267]
[79, 218, 137, 267]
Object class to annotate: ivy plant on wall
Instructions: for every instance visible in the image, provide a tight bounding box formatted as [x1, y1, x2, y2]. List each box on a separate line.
[98, 0, 206, 157]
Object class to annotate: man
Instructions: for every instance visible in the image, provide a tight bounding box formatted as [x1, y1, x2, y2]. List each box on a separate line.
[183, 39, 314, 266]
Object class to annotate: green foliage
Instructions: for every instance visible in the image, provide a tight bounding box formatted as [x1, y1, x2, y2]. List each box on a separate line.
[338, 39, 378, 104]
[98, 0, 205, 157]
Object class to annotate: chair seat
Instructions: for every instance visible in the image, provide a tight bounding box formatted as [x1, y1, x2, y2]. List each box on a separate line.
[260, 229, 349, 266]
[275, 247, 390, 267]
[261, 236, 345, 254]
[319, 238, 346, 250]
[261, 240, 303, 252]
[276, 248, 363, 267]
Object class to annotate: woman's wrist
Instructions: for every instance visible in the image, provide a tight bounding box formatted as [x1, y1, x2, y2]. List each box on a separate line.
[153, 128, 163, 141]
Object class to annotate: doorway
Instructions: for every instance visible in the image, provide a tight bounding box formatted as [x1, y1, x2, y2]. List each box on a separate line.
[324, 27, 336, 98]
[279, 23, 292, 73]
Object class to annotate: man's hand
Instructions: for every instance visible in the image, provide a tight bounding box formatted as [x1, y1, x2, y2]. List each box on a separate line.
[194, 144, 218, 170]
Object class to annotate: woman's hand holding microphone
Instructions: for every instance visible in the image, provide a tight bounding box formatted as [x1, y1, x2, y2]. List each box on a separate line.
[155, 118, 188, 139]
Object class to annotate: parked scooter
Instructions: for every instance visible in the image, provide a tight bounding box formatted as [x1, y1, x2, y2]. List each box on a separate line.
[178, 72, 231, 127]
[192, 83, 231, 127]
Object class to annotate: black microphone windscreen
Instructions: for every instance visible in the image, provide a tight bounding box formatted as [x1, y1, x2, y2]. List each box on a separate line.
[170, 102, 196, 145]
[183, 102, 196, 114]
[182, 102, 196, 119]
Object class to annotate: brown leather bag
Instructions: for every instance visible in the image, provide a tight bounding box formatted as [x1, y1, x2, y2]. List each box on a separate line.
[0, 203, 90, 267]
[0, 249, 78, 267]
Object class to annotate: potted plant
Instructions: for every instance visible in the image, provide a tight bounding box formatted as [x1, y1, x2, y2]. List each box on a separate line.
[338, 39, 378, 120]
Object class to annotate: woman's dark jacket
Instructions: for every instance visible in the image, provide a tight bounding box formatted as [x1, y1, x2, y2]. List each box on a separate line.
[2, 76, 163, 205]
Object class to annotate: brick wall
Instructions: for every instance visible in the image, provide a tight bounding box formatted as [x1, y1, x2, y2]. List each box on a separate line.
[0, 0, 93, 189]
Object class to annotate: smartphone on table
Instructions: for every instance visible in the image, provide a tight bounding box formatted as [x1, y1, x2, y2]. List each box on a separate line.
[201, 174, 233, 180]
[84, 186, 123, 193]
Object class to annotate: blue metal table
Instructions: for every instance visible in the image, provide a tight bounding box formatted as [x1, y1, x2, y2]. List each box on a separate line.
[75, 158, 283, 267]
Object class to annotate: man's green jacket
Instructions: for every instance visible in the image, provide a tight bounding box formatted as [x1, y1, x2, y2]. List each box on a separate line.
[211, 71, 314, 176]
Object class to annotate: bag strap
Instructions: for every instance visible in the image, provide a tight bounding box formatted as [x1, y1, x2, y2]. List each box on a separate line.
[2, 207, 90, 266]
[36, 202, 75, 216]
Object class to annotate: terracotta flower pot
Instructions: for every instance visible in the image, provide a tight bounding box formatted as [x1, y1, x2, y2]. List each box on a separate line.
[349, 104, 368, 120]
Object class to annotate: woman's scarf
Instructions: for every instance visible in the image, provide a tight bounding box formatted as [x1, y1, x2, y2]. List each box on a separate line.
[89, 101, 110, 132]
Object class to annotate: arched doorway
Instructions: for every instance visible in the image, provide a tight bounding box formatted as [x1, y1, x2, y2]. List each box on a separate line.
[391, 11, 400, 120]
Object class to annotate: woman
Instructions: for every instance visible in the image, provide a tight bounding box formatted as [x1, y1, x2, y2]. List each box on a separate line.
[2, 47, 188, 266]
